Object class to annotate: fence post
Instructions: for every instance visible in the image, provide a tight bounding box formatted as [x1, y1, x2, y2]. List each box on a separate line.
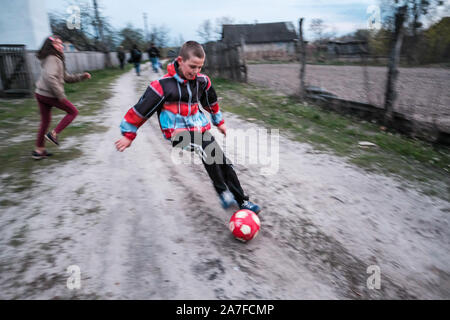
[298, 18, 306, 100]
[384, 5, 407, 124]
[240, 37, 248, 83]
[203, 40, 247, 82]
[232, 44, 240, 81]
[224, 42, 232, 80]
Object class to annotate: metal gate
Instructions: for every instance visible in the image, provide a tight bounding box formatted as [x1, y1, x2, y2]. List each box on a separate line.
[202, 41, 247, 82]
[0, 45, 32, 97]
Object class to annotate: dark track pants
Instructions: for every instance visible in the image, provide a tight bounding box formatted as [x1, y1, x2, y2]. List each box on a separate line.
[172, 130, 249, 205]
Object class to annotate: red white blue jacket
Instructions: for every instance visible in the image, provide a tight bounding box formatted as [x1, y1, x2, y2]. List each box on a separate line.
[120, 60, 224, 140]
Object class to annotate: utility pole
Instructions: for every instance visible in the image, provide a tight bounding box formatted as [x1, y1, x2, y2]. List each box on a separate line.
[92, 0, 112, 67]
[143, 13, 149, 43]
[92, 0, 104, 45]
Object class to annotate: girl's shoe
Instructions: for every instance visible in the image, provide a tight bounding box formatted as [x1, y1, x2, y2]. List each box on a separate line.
[32, 150, 53, 160]
[45, 132, 59, 146]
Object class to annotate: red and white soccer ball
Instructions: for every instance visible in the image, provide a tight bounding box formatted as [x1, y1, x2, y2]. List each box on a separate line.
[229, 209, 261, 242]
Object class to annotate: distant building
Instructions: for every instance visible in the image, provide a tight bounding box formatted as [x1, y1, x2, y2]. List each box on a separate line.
[221, 22, 298, 61]
[0, 0, 52, 50]
[327, 40, 369, 57]
[166, 48, 180, 59]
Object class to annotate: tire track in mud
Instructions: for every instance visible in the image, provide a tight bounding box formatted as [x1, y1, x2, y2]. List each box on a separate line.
[149, 123, 416, 300]
[211, 113, 449, 299]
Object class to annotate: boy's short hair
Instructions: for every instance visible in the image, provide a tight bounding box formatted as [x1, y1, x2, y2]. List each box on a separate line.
[179, 41, 205, 61]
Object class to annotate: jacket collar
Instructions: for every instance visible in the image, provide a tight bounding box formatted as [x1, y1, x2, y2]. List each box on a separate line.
[167, 60, 196, 84]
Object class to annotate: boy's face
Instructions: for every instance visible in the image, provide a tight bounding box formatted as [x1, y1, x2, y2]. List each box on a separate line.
[177, 55, 205, 80]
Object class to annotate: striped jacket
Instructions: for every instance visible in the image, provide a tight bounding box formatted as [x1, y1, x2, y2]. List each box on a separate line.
[120, 60, 224, 140]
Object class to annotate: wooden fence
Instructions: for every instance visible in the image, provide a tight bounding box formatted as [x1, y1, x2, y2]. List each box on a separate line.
[202, 41, 247, 82]
[1, 48, 136, 97]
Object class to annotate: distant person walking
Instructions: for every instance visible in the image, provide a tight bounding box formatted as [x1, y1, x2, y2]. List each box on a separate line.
[33, 35, 91, 160]
[147, 42, 161, 73]
[117, 46, 126, 70]
[129, 44, 143, 76]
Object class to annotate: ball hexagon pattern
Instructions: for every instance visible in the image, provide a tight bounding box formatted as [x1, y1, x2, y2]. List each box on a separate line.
[229, 209, 260, 242]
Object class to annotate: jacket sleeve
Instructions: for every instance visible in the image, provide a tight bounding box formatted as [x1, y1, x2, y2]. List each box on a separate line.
[200, 76, 224, 127]
[64, 71, 85, 83]
[120, 80, 165, 140]
[44, 56, 66, 100]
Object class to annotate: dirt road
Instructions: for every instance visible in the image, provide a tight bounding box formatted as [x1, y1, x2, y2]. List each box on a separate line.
[0, 64, 448, 299]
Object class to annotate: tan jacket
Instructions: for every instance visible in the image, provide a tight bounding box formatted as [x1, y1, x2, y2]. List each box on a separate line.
[35, 55, 85, 100]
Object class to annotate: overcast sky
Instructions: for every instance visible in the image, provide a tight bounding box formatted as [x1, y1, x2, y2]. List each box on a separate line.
[44, 0, 449, 46]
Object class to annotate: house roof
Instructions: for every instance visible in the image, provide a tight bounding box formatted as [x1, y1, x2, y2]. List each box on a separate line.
[327, 40, 367, 45]
[222, 22, 298, 44]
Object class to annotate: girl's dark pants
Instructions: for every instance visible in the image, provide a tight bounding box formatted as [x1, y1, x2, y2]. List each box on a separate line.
[35, 93, 78, 148]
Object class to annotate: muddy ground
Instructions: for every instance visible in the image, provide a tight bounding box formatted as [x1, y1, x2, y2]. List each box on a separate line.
[248, 64, 450, 129]
[0, 63, 449, 299]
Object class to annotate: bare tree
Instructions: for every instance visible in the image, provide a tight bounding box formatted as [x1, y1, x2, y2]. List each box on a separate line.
[149, 24, 171, 48]
[309, 18, 326, 42]
[50, 0, 118, 52]
[197, 20, 214, 43]
[176, 34, 185, 47]
[214, 16, 235, 40]
[119, 24, 145, 50]
[379, 0, 445, 64]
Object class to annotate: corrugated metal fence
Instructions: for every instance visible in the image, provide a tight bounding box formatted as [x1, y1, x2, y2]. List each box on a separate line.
[0, 45, 32, 96]
[1, 48, 141, 97]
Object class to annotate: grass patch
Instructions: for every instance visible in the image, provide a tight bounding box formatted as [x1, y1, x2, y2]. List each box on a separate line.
[213, 77, 450, 200]
[0, 65, 132, 199]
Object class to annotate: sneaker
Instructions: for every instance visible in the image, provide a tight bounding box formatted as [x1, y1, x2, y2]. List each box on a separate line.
[240, 200, 261, 215]
[45, 132, 59, 146]
[32, 150, 53, 160]
[219, 190, 238, 209]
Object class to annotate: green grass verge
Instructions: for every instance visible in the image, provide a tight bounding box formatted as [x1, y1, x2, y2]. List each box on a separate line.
[213, 77, 450, 200]
[0, 64, 132, 196]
